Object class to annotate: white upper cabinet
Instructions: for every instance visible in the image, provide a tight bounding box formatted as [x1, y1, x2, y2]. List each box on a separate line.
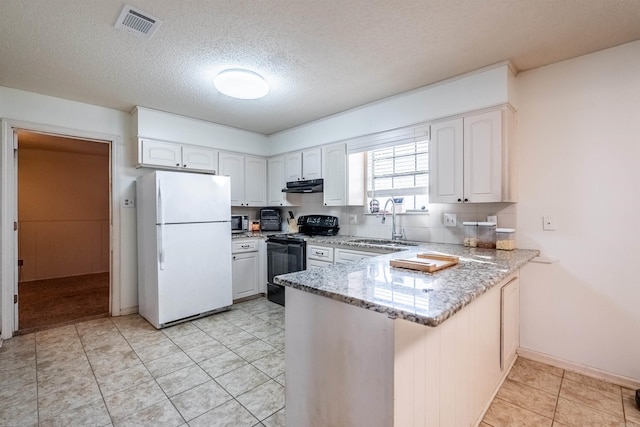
[322, 144, 346, 206]
[429, 107, 516, 203]
[285, 148, 322, 181]
[302, 148, 322, 180]
[219, 152, 244, 206]
[268, 156, 299, 207]
[429, 119, 464, 203]
[219, 152, 267, 207]
[322, 143, 366, 207]
[139, 138, 218, 173]
[244, 156, 267, 206]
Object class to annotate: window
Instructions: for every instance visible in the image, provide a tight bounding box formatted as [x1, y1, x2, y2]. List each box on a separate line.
[367, 138, 429, 212]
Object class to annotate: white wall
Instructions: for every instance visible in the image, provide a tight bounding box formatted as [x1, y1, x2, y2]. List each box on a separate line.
[0, 86, 140, 316]
[516, 40, 640, 380]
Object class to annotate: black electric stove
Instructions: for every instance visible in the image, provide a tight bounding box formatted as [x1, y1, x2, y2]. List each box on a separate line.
[266, 215, 339, 305]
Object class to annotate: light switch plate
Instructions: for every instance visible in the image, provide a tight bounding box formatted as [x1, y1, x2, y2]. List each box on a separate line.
[543, 215, 556, 231]
[444, 213, 457, 227]
[349, 214, 358, 225]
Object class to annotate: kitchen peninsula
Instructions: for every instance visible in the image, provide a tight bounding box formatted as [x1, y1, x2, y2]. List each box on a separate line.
[275, 242, 538, 427]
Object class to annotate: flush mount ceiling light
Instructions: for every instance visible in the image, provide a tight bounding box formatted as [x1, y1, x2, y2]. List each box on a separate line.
[214, 69, 269, 100]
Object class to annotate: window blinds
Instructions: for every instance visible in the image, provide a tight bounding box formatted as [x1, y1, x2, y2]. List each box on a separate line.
[346, 123, 431, 154]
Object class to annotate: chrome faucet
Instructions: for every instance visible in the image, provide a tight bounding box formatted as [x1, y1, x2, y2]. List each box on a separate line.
[382, 198, 404, 240]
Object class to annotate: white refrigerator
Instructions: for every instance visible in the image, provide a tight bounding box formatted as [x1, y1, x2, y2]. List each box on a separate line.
[136, 170, 232, 328]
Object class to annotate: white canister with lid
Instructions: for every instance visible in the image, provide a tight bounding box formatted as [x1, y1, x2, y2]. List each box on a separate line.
[477, 222, 497, 249]
[496, 228, 516, 250]
[463, 222, 478, 247]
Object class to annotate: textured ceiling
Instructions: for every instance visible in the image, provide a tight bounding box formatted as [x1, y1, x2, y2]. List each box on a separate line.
[1, 1, 640, 135]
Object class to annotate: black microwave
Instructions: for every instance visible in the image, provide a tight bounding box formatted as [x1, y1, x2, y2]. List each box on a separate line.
[231, 215, 249, 233]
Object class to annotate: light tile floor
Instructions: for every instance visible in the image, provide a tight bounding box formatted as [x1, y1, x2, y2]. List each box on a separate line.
[2, 296, 639, 427]
[482, 357, 640, 427]
[0, 297, 285, 427]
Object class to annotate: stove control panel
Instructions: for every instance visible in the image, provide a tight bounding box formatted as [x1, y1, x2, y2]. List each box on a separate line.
[297, 215, 339, 227]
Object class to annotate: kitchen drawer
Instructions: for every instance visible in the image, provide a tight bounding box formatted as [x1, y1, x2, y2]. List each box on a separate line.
[334, 248, 376, 264]
[307, 259, 333, 269]
[307, 245, 334, 262]
[232, 239, 259, 253]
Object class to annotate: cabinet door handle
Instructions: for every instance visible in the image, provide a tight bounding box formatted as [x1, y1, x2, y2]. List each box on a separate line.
[457, 198, 462, 202]
[176, 163, 180, 167]
[464, 198, 469, 202]
[183, 164, 187, 167]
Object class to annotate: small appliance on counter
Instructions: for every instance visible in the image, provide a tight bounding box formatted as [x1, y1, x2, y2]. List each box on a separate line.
[260, 208, 281, 231]
[231, 215, 249, 233]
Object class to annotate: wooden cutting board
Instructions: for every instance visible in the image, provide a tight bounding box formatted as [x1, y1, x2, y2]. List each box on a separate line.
[390, 253, 459, 272]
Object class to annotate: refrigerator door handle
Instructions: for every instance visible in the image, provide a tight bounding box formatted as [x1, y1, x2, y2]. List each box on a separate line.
[158, 180, 165, 270]
[157, 179, 164, 225]
[159, 224, 165, 270]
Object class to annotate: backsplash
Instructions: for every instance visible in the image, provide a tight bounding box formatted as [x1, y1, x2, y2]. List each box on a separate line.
[232, 193, 517, 245]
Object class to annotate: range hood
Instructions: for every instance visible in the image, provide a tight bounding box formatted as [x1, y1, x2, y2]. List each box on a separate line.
[282, 178, 324, 193]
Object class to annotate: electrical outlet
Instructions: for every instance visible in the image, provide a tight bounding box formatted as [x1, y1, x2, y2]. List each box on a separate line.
[444, 213, 457, 227]
[487, 215, 497, 224]
[349, 214, 359, 225]
[543, 215, 556, 231]
[123, 197, 135, 208]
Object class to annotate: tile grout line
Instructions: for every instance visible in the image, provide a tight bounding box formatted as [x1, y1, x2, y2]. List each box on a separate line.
[77, 319, 119, 426]
[551, 368, 565, 424]
[33, 330, 40, 427]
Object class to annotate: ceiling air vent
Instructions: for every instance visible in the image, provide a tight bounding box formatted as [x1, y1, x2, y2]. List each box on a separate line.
[114, 4, 162, 39]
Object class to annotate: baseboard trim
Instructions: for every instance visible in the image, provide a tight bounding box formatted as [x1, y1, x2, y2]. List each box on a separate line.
[119, 306, 139, 316]
[517, 347, 640, 390]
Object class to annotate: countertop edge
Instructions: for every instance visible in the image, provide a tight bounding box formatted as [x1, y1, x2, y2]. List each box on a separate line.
[275, 243, 539, 327]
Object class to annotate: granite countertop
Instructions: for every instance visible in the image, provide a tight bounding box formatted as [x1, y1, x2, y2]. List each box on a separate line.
[275, 239, 539, 327]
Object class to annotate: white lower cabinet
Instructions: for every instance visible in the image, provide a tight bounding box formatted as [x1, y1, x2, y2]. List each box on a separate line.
[334, 248, 378, 264]
[231, 239, 262, 300]
[501, 275, 520, 370]
[306, 245, 334, 269]
[306, 245, 384, 268]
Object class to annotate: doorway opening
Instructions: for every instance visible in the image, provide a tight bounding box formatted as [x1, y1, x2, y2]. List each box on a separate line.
[16, 131, 110, 334]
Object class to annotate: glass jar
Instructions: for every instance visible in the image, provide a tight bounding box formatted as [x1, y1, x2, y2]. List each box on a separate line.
[463, 222, 478, 247]
[496, 228, 516, 250]
[477, 222, 496, 249]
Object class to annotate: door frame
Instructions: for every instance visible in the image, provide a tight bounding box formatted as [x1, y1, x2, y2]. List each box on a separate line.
[1, 119, 121, 339]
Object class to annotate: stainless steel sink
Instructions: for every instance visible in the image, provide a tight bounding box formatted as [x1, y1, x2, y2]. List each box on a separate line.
[349, 238, 419, 247]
